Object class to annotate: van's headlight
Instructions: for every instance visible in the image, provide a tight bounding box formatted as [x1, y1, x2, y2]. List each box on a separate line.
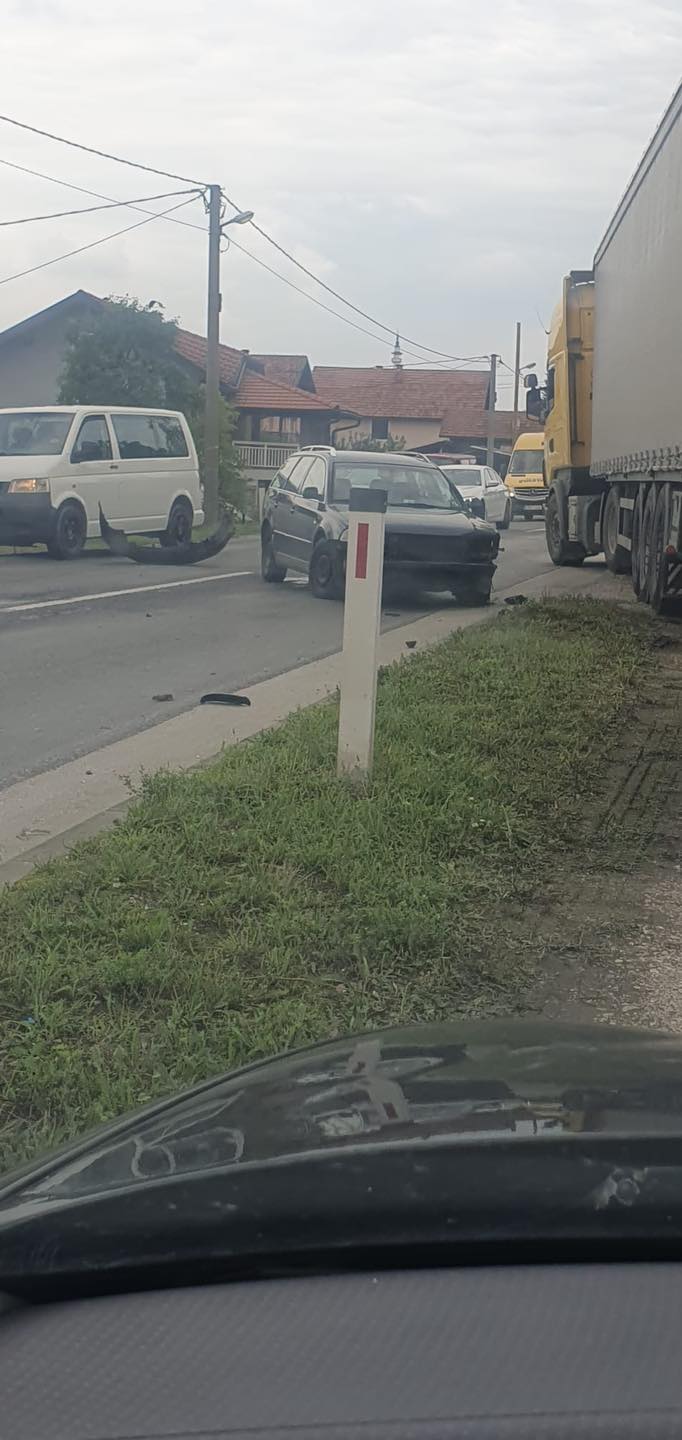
[7, 477, 49, 494]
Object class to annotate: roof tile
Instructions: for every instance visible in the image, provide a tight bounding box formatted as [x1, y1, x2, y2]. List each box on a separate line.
[234, 370, 348, 412]
[313, 366, 490, 422]
[173, 328, 246, 389]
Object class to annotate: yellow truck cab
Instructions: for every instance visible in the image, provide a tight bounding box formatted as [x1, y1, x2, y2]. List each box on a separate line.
[505, 432, 546, 518]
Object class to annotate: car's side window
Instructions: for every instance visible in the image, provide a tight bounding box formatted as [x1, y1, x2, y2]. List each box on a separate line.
[71, 415, 112, 464]
[301, 457, 326, 499]
[152, 417, 189, 458]
[111, 414, 162, 460]
[271, 455, 301, 491]
[285, 457, 313, 493]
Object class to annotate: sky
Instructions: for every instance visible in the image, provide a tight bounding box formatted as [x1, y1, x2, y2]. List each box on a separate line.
[2, 0, 682, 400]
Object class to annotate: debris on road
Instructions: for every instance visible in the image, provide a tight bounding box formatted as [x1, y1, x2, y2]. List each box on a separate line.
[99, 503, 234, 565]
[504, 594, 528, 606]
[152, 693, 174, 702]
[200, 692, 251, 707]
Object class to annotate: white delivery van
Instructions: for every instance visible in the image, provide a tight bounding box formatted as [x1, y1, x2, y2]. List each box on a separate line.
[0, 406, 203, 558]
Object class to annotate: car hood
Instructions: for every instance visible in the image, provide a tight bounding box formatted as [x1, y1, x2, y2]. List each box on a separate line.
[5, 1020, 682, 1291]
[5, 1019, 682, 1205]
[381, 510, 493, 538]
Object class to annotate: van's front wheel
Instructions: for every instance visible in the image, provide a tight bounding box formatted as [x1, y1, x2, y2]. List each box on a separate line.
[46, 501, 87, 559]
[161, 498, 193, 547]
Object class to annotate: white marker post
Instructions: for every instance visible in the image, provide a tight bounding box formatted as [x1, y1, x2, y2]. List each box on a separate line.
[337, 487, 387, 783]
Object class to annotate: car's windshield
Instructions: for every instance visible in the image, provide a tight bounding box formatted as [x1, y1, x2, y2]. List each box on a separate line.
[508, 449, 544, 477]
[441, 466, 483, 489]
[331, 461, 463, 510]
[0, 412, 74, 456]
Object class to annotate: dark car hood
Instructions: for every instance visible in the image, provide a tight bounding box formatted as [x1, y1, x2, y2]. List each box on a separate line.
[381, 509, 493, 538]
[5, 1019, 682, 1206]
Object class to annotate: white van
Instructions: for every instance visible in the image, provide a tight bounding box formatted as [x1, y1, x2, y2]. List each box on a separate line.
[0, 406, 203, 558]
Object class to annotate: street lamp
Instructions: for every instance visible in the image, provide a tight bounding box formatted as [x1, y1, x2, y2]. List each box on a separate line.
[223, 209, 254, 228]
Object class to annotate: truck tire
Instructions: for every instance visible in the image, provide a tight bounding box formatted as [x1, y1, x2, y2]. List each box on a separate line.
[649, 484, 671, 615]
[602, 486, 630, 574]
[639, 486, 658, 606]
[631, 488, 645, 598]
[545, 491, 585, 567]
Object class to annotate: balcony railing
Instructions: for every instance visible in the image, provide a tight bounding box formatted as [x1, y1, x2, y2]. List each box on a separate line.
[235, 441, 297, 470]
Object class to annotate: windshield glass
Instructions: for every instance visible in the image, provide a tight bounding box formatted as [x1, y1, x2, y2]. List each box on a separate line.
[508, 449, 544, 477]
[0, 411, 74, 456]
[331, 461, 463, 510]
[441, 466, 483, 489]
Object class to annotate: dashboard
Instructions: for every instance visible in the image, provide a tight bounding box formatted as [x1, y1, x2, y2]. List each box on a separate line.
[2, 1260, 681, 1438]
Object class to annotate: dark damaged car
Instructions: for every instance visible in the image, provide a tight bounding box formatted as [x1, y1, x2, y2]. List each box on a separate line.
[260, 447, 499, 602]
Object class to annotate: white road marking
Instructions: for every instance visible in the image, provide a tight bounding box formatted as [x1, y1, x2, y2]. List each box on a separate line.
[0, 570, 255, 615]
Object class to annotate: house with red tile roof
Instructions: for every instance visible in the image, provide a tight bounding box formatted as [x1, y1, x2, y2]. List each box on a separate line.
[312, 365, 539, 468]
[0, 294, 356, 496]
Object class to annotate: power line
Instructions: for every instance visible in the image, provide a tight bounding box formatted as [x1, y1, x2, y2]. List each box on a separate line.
[0, 187, 199, 227]
[0, 112, 207, 188]
[0, 108, 488, 363]
[0, 150, 491, 366]
[220, 186, 488, 364]
[0, 194, 199, 288]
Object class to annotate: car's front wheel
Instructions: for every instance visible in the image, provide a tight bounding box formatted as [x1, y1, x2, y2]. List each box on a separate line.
[46, 501, 87, 559]
[309, 540, 344, 600]
[261, 529, 287, 583]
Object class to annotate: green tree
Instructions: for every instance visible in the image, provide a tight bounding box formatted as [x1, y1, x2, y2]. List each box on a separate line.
[58, 295, 245, 519]
[58, 296, 197, 411]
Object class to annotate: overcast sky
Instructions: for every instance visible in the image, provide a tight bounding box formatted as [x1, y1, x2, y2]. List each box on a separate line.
[3, 0, 682, 396]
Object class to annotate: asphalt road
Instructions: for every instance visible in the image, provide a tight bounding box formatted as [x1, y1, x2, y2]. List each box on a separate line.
[0, 520, 558, 790]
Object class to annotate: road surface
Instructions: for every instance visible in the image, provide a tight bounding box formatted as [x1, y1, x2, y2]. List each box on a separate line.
[0, 521, 561, 790]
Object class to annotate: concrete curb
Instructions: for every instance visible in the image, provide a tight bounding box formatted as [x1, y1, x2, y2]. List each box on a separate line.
[0, 564, 620, 885]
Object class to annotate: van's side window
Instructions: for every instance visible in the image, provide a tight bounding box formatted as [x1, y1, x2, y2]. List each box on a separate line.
[153, 417, 189, 458]
[71, 416, 112, 463]
[111, 414, 162, 460]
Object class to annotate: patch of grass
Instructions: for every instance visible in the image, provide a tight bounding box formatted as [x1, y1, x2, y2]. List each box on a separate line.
[0, 598, 653, 1168]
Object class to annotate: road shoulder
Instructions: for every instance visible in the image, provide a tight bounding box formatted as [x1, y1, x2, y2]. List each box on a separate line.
[0, 564, 620, 884]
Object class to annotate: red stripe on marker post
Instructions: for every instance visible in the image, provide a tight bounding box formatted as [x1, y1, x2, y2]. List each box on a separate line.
[355, 522, 369, 579]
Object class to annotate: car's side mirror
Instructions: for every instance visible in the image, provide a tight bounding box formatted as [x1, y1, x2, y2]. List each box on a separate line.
[469, 496, 486, 520]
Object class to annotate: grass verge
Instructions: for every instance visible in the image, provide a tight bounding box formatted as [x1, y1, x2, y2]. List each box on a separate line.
[0, 598, 653, 1168]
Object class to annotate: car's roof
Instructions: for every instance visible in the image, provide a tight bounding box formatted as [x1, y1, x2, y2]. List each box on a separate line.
[332, 450, 434, 466]
[0, 405, 186, 417]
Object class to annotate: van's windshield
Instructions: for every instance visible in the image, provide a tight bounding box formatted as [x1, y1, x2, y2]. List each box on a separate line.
[0, 412, 74, 457]
[508, 449, 544, 477]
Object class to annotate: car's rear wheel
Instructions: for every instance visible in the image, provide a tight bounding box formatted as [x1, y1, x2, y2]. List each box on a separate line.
[309, 540, 344, 600]
[46, 501, 87, 559]
[161, 498, 193, 547]
[261, 528, 287, 583]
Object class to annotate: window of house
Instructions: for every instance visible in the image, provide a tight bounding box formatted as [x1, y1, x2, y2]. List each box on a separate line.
[71, 415, 112, 463]
[371, 418, 389, 440]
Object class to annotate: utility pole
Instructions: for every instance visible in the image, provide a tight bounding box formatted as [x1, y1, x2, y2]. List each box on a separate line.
[485, 352, 497, 468]
[203, 183, 222, 529]
[512, 321, 522, 439]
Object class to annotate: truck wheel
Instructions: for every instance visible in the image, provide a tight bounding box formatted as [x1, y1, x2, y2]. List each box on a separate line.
[545, 492, 585, 566]
[639, 486, 658, 606]
[631, 488, 645, 598]
[602, 486, 630, 574]
[46, 501, 87, 559]
[649, 485, 672, 614]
